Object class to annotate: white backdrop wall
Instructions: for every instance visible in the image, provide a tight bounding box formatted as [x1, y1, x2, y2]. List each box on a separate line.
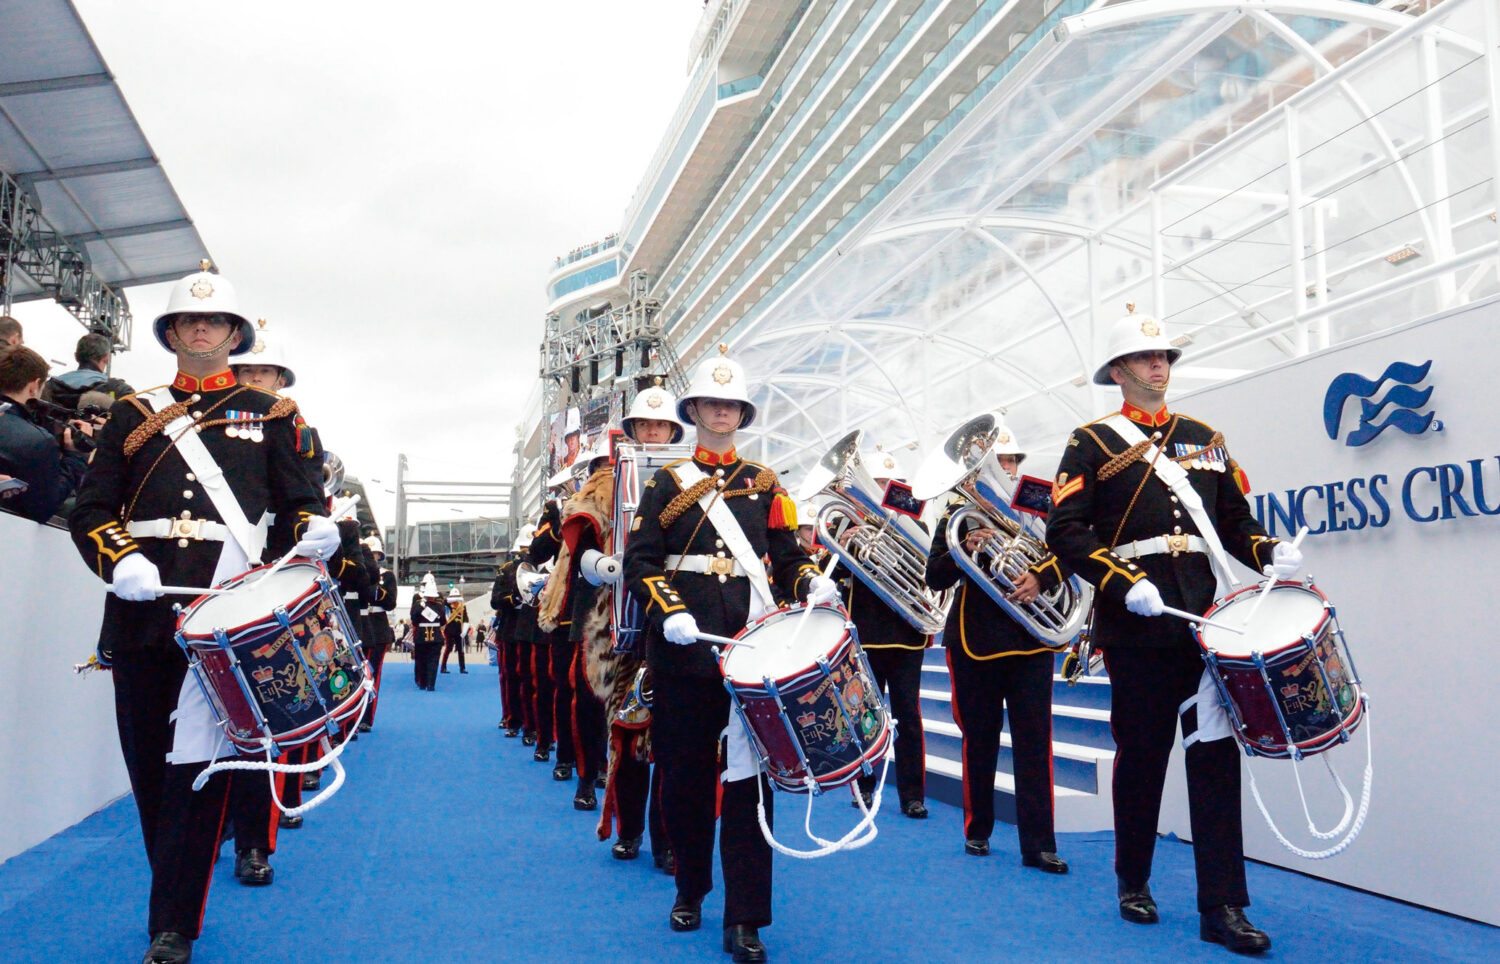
[1156, 296, 1500, 925]
[0, 514, 129, 864]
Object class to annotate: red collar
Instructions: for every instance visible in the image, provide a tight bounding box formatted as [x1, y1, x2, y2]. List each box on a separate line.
[693, 445, 737, 467]
[1121, 402, 1171, 428]
[173, 370, 235, 393]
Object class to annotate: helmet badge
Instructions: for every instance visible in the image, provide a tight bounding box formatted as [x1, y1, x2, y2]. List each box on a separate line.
[1140, 318, 1161, 337]
[190, 278, 214, 300]
[646, 393, 663, 408]
[712, 363, 733, 385]
[997, 431, 1013, 445]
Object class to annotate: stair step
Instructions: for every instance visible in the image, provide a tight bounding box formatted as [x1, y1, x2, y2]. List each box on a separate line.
[920, 720, 1111, 793]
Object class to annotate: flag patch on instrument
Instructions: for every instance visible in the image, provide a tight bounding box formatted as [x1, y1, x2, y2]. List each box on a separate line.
[1052, 472, 1084, 505]
[1172, 443, 1227, 471]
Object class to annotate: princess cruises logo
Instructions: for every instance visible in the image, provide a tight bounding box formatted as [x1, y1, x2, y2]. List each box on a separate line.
[1322, 360, 1439, 447]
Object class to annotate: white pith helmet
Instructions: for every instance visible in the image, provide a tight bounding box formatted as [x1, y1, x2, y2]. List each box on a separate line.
[677, 345, 756, 429]
[623, 380, 687, 443]
[990, 416, 1027, 464]
[152, 260, 256, 356]
[419, 572, 438, 597]
[864, 445, 905, 482]
[447, 587, 462, 602]
[582, 433, 614, 472]
[360, 534, 384, 556]
[233, 318, 296, 386]
[513, 524, 536, 551]
[796, 502, 819, 528]
[1092, 306, 1181, 385]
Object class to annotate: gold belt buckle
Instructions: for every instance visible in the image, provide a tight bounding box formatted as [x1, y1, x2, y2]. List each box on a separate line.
[708, 557, 735, 576]
[1166, 533, 1189, 554]
[171, 518, 204, 540]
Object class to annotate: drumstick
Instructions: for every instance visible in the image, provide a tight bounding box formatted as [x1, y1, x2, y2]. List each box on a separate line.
[786, 551, 841, 650]
[695, 631, 745, 647]
[1159, 604, 1245, 635]
[105, 584, 235, 597]
[259, 494, 362, 584]
[1242, 525, 1310, 627]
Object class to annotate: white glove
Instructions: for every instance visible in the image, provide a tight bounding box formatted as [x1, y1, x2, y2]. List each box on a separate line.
[1124, 578, 1164, 617]
[111, 553, 164, 601]
[807, 573, 841, 606]
[662, 612, 701, 646]
[1265, 541, 1304, 581]
[293, 515, 341, 560]
[579, 549, 623, 587]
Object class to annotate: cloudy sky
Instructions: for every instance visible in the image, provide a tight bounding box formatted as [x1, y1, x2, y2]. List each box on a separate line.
[14, 0, 705, 528]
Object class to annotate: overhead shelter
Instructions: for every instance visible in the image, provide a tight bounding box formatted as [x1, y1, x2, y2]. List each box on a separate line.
[0, 0, 212, 346]
[725, 0, 1494, 478]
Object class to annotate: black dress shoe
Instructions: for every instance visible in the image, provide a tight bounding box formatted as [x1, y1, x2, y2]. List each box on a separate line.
[1118, 885, 1160, 924]
[1022, 851, 1069, 874]
[901, 800, 928, 819]
[964, 838, 990, 856]
[440, 668, 449, 674]
[849, 788, 874, 810]
[521, 732, 537, 746]
[142, 931, 192, 964]
[233, 848, 274, 886]
[669, 894, 702, 932]
[302, 772, 320, 792]
[595, 774, 607, 789]
[612, 836, 642, 860]
[573, 790, 597, 811]
[460, 670, 468, 674]
[662, 849, 677, 876]
[723, 924, 767, 963]
[553, 762, 572, 781]
[278, 813, 303, 830]
[533, 746, 550, 762]
[357, 722, 372, 733]
[504, 727, 520, 738]
[1200, 905, 1271, 954]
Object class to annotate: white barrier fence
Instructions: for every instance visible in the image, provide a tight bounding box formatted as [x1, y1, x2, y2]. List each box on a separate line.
[0, 512, 128, 864]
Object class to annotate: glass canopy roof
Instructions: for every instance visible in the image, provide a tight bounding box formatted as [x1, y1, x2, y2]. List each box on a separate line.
[727, 0, 1494, 484]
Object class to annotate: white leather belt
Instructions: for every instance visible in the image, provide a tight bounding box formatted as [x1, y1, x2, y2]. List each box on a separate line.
[1114, 534, 1209, 559]
[667, 554, 748, 578]
[359, 607, 373, 615]
[344, 592, 360, 601]
[127, 518, 230, 542]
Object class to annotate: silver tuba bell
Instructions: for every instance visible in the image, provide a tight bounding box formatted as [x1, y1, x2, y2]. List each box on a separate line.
[797, 430, 951, 635]
[911, 413, 1092, 649]
[322, 451, 346, 498]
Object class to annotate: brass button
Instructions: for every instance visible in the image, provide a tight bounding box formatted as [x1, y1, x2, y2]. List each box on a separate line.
[183, 490, 194, 499]
[1170, 495, 1179, 503]
[177, 538, 189, 548]
[1173, 525, 1182, 534]
[181, 510, 192, 519]
[715, 539, 724, 548]
[186, 472, 196, 482]
[1173, 510, 1181, 518]
[192, 411, 203, 419]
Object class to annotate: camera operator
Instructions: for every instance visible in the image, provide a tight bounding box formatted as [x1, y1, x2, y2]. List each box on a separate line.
[0, 345, 92, 522]
[41, 332, 132, 407]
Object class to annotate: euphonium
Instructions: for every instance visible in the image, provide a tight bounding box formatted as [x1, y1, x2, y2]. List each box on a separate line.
[796, 430, 951, 635]
[322, 451, 346, 498]
[910, 414, 1092, 649]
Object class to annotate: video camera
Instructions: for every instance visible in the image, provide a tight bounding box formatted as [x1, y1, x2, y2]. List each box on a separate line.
[27, 397, 105, 454]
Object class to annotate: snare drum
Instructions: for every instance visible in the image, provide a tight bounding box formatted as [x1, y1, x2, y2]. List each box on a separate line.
[1195, 581, 1364, 759]
[176, 559, 369, 755]
[719, 605, 892, 793]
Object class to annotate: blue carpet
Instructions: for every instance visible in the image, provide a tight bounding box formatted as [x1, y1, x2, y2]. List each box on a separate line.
[2, 666, 1496, 963]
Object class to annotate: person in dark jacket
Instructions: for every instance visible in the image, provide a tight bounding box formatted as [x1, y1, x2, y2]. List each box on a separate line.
[0, 346, 90, 522]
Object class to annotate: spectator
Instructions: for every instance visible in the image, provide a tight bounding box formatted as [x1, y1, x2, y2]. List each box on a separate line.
[0, 345, 91, 522]
[41, 332, 133, 407]
[0, 316, 22, 348]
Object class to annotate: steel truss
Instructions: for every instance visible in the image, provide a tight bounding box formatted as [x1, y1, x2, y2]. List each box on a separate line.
[0, 166, 132, 346]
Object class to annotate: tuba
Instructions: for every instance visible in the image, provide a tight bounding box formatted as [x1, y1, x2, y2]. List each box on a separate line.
[911, 414, 1092, 649]
[797, 430, 951, 635]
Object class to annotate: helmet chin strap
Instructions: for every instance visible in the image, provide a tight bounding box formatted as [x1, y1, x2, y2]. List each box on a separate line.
[1117, 363, 1170, 395]
[168, 327, 238, 361]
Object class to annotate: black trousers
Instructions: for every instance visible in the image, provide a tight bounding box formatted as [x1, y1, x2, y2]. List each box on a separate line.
[547, 631, 575, 766]
[364, 642, 388, 728]
[615, 751, 667, 857]
[653, 672, 773, 928]
[947, 647, 1057, 852]
[570, 643, 607, 784]
[1104, 646, 1248, 910]
[113, 647, 231, 939]
[414, 642, 441, 690]
[441, 625, 466, 671]
[509, 639, 535, 734]
[225, 769, 277, 854]
[531, 638, 555, 747]
[857, 646, 927, 805]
